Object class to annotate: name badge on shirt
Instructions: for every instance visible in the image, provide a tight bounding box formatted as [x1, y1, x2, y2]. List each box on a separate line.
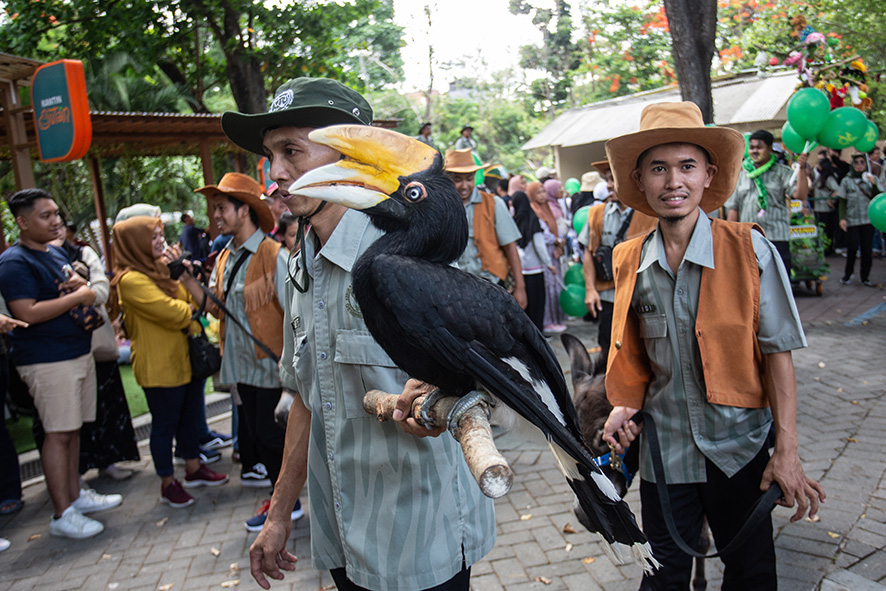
[637, 303, 657, 315]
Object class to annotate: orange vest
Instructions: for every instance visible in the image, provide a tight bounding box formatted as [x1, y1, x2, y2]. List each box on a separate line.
[472, 191, 509, 281]
[605, 218, 767, 409]
[585, 203, 658, 292]
[213, 238, 284, 360]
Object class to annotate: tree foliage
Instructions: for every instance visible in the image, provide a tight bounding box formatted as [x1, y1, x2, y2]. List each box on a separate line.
[0, 0, 403, 114]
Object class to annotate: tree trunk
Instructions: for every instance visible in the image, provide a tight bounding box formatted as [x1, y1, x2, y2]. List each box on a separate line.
[194, 0, 268, 114]
[663, 0, 717, 123]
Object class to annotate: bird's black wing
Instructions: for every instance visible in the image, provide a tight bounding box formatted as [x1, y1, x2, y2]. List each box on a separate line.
[363, 254, 593, 465]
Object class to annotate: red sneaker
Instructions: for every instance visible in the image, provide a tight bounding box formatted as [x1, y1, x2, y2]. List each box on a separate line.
[161, 480, 195, 508]
[183, 464, 229, 488]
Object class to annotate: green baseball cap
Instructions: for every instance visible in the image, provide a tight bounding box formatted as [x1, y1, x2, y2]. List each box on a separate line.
[221, 77, 373, 155]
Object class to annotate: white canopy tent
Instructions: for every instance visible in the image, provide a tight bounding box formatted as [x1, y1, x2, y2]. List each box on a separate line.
[523, 69, 801, 181]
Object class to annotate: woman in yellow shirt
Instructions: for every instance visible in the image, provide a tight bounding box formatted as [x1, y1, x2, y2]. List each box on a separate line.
[111, 216, 228, 508]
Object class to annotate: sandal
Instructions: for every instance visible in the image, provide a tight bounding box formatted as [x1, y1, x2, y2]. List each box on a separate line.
[0, 499, 23, 516]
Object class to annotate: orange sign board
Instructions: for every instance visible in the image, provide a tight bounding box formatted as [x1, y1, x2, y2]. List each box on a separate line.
[30, 59, 92, 162]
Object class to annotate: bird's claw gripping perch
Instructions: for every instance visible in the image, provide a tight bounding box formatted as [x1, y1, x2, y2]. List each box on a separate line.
[446, 390, 494, 437]
[363, 389, 513, 498]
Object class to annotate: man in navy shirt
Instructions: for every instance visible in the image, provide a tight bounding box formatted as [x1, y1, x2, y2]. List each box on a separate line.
[0, 189, 122, 539]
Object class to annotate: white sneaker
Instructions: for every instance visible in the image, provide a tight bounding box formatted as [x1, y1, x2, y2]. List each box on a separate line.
[49, 506, 104, 539]
[71, 488, 123, 514]
[0, 537, 9, 552]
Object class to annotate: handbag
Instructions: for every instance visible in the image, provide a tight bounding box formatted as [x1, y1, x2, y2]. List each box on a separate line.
[592, 210, 634, 282]
[185, 288, 221, 381]
[27, 246, 105, 332]
[187, 323, 221, 381]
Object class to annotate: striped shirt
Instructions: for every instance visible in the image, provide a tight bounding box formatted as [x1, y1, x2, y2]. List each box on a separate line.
[837, 175, 883, 227]
[809, 173, 839, 213]
[725, 162, 797, 241]
[209, 229, 288, 388]
[280, 209, 495, 590]
[457, 187, 521, 281]
[632, 212, 806, 484]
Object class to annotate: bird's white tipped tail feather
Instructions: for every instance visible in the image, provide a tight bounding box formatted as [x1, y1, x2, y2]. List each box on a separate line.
[549, 442, 659, 574]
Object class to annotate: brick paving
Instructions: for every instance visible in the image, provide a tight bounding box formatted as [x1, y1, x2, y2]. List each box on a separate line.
[3, 253, 886, 590]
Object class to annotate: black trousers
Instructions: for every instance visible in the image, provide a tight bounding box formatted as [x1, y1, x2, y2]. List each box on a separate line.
[844, 224, 875, 282]
[236, 384, 286, 488]
[523, 272, 546, 331]
[598, 300, 614, 366]
[639, 446, 776, 591]
[330, 566, 471, 591]
[0, 355, 22, 503]
[814, 211, 837, 256]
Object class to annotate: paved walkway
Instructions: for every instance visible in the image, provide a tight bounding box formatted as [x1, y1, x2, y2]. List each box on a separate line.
[3, 253, 886, 590]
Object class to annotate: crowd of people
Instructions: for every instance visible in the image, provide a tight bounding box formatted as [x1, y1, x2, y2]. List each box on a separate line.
[0, 74, 878, 590]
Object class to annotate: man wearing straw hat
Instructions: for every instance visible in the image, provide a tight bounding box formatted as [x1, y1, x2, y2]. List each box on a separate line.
[601, 102, 825, 589]
[443, 148, 527, 309]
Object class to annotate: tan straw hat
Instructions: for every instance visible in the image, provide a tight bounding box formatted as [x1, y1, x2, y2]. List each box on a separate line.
[604, 101, 744, 217]
[579, 171, 603, 192]
[443, 148, 486, 173]
[196, 172, 275, 234]
[591, 160, 611, 175]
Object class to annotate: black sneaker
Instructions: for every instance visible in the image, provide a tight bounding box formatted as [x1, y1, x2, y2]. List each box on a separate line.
[200, 431, 233, 451]
[241, 463, 271, 488]
[862, 279, 875, 287]
[173, 446, 221, 465]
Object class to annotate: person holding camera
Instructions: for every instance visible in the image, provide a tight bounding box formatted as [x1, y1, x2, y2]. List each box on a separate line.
[111, 216, 229, 509]
[0, 189, 122, 539]
[581, 160, 657, 364]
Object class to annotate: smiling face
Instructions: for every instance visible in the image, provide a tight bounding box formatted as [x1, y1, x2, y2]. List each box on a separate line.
[446, 171, 475, 203]
[151, 224, 166, 258]
[263, 126, 343, 217]
[631, 143, 717, 225]
[208, 194, 250, 237]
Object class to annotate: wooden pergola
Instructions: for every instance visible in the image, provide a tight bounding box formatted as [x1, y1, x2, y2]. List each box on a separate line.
[0, 53, 239, 267]
[1, 52, 398, 268]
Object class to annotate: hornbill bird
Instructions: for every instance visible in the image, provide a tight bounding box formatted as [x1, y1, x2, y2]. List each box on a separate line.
[289, 125, 657, 571]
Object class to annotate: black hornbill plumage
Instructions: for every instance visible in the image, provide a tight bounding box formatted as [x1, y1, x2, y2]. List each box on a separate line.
[289, 125, 656, 570]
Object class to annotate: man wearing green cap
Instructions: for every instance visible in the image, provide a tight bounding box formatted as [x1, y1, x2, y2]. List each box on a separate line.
[222, 78, 495, 591]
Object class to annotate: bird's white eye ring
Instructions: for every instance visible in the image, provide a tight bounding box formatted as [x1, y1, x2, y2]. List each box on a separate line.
[403, 182, 427, 202]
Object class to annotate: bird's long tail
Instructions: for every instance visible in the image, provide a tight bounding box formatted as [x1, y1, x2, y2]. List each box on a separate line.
[549, 442, 659, 573]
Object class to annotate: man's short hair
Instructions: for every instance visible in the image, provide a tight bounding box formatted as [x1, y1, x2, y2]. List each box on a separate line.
[749, 130, 774, 147]
[180, 213, 192, 223]
[225, 195, 260, 228]
[7, 188, 53, 218]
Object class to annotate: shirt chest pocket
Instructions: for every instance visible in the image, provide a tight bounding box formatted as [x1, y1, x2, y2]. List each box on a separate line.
[639, 313, 668, 339]
[334, 330, 409, 420]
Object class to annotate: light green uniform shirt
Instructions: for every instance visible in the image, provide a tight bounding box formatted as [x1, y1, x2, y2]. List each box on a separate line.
[281, 209, 495, 591]
[632, 212, 806, 484]
[209, 229, 288, 388]
[457, 187, 521, 281]
[837, 175, 883, 227]
[809, 174, 839, 213]
[725, 162, 797, 241]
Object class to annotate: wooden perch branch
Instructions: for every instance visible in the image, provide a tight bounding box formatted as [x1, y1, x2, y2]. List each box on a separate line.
[363, 390, 513, 499]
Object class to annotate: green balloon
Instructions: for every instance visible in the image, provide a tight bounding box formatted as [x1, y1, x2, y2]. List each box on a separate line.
[559, 284, 587, 317]
[781, 122, 807, 154]
[817, 107, 870, 149]
[564, 263, 584, 286]
[786, 88, 831, 140]
[855, 120, 879, 153]
[868, 193, 886, 233]
[573, 205, 591, 233]
[564, 177, 580, 195]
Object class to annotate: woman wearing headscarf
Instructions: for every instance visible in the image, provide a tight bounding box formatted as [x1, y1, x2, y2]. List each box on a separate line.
[529, 181, 568, 333]
[512, 191, 554, 331]
[111, 216, 228, 508]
